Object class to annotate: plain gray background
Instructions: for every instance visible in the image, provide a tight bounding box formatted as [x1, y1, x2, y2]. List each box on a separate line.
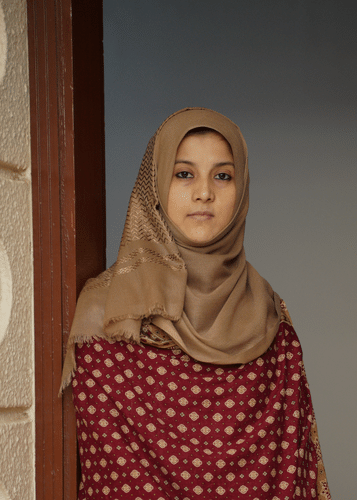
[103, 1, 357, 497]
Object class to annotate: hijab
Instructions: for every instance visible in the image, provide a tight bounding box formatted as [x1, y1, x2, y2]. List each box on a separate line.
[60, 107, 281, 391]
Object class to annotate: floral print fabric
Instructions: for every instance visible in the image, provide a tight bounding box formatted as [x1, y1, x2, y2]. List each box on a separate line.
[72, 321, 330, 499]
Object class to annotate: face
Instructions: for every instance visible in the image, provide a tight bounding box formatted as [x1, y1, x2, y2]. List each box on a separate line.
[167, 132, 236, 244]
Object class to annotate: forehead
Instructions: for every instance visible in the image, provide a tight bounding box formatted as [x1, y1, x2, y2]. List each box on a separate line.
[176, 131, 233, 158]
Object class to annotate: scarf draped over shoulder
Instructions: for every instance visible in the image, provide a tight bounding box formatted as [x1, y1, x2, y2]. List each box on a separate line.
[60, 108, 281, 392]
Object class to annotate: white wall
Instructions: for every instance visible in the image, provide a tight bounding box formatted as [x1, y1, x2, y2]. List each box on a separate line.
[0, 1, 35, 499]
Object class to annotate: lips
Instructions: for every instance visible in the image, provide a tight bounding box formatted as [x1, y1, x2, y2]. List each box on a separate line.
[188, 211, 214, 220]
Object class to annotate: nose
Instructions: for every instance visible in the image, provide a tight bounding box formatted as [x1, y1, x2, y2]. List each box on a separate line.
[193, 178, 214, 202]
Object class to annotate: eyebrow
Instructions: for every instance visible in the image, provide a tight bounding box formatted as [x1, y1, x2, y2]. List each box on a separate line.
[174, 160, 235, 167]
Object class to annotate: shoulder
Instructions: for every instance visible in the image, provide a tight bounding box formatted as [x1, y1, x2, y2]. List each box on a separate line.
[279, 299, 293, 327]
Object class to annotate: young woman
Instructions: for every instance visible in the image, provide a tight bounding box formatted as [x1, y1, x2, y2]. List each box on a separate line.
[61, 108, 331, 499]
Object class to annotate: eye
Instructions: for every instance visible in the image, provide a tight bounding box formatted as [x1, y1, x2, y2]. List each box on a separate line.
[176, 171, 194, 179]
[215, 172, 232, 181]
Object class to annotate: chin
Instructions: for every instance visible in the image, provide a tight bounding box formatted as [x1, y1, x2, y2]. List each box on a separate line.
[186, 232, 217, 244]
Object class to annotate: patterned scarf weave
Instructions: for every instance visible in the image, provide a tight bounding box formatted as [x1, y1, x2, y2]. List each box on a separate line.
[72, 304, 331, 499]
[61, 108, 281, 391]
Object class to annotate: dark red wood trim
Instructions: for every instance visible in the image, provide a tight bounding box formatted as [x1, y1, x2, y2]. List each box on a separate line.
[28, 0, 105, 498]
[28, 1, 66, 498]
[72, 0, 106, 289]
[55, 2, 79, 498]
[67, 0, 106, 496]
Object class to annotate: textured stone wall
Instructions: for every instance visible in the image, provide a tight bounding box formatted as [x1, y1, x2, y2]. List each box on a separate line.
[0, 0, 35, 499]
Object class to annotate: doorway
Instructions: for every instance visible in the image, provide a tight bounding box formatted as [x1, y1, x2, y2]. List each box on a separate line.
[28, 1, 106, 498]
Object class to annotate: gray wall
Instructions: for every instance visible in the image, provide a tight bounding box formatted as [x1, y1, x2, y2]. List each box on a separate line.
[104, 1, 357, 497]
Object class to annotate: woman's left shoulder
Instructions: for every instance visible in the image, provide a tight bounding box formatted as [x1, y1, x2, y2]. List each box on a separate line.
[279, 299, 294, 327]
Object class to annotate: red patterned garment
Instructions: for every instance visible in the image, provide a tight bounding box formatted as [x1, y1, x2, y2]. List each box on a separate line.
[72, 317, 330, 500]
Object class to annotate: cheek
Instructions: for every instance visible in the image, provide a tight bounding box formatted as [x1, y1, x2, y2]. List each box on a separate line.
[220, 185, 236, 219]
[167, 185, 189, 221]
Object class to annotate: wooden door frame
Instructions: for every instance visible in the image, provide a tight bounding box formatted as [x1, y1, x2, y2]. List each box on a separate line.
[27, 1, 106, 498]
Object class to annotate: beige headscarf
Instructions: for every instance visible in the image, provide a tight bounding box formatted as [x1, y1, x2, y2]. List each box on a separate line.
[60, 107, 281, 391]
